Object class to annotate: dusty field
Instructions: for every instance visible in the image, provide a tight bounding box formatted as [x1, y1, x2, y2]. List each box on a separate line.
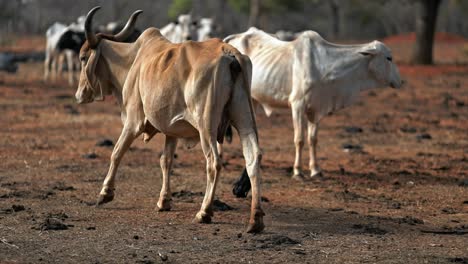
[0, 36, 467, 264]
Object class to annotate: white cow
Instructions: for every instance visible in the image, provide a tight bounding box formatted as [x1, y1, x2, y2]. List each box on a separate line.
[225, 27, 402, 181]
[44, 17, 86, 84]
[197, 18, 215, 41]
[160, 14, 195, 43]
[275, 30, 298, 41]
[44, 22, 67, 81]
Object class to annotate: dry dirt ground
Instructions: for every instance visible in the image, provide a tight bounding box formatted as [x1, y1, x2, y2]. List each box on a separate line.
[0, 35, 467, 264]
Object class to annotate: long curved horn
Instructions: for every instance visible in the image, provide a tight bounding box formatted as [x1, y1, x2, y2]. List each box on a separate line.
[114, 10, 143, 42]
[85, 6, 101, 48]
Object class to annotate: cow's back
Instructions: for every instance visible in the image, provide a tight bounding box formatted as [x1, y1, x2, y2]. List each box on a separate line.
[226, 31, 295, 109]
[129, 31, 241, 136]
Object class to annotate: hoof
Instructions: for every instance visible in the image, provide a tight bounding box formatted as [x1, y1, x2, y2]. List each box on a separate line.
[246, 220, 265, 233]
[292, 173, 305, 182]
[310, 169, 323, 178]
[96, 192, 114, 206]
[246, 209, 265, 233]
[193, 211, 212, 224]
[156, 199, 172, 212]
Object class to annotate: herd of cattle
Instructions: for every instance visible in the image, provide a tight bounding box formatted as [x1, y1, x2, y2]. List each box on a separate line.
[6, 7, 403, 233]
[42, 12, 217, 84]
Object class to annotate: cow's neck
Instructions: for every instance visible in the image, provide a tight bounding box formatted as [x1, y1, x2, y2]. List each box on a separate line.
[100, 40, 140, 106]
[307, 43, 381, 122]
[314, 44, 380, 91]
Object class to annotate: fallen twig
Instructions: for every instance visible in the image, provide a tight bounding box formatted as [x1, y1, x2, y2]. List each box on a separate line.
[421, 229, 468, 235]
[1, 238, 19, 249]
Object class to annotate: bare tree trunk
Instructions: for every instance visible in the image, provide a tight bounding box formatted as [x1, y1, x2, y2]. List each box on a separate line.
[412, 0, 441, 65]
[249, 0, 261, 28]
[329, 0, 340, 39]
[192, 0, 203, 17]
[215, 0, 227, 36]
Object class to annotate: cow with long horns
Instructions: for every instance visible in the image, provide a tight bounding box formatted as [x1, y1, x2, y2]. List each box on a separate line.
[75, 7, 265, 233]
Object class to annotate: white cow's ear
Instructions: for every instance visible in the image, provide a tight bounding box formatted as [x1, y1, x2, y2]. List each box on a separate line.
[224, 35, 235, 43]
[359, 48, 378, 56]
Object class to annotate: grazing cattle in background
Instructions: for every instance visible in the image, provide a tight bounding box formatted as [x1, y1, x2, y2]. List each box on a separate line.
[275, 30, 298, 41]
[44, 22, 67, 81]
[0, 53, 18, 73]
[160, 14, 196, 42]
[44, 18, 86, 84]
[224, 27, 401, 195]
[99, 21, 142, 42]
[75, 7, 265, 233]
[197, 18, 216, 41]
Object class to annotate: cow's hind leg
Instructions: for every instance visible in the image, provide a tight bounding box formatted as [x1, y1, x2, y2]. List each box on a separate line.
[65, 50, 75, 85]
[307, 121, 322, 177]
[157, 136, 177, 211]
[97, 124, 142, 205]
[44, 51, 52, 81]
[194, 133, 221, 224]
[238, 130, 264, 233]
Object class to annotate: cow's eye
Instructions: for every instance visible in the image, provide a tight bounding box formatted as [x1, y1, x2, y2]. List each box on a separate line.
[386, 57, 392, 61]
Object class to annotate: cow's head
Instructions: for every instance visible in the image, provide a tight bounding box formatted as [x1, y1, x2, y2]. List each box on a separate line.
[197, 18, 218, 41]
[75, 7, 142, 104]
[177, 14, 195, 41]
[360, 41, 402, 89]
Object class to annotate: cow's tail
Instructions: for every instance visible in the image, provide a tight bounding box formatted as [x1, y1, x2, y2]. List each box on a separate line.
[228, 49, 258, 198]
[231, 50, 259, 143]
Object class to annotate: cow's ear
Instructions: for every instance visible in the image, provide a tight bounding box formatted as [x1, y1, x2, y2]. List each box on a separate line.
[85, 46, 102, 97]
[359, 46, 379, 56]
[223, 35, 235, 43]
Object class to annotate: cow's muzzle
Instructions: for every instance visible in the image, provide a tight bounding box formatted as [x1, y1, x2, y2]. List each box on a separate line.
[390, 79, 403, 89]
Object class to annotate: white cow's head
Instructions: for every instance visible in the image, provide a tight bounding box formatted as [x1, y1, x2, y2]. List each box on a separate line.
[75, 7, 142, 104]
[197, 18, 216, 41]
[359, 41, 402, 89]
[177, 14, 196, 41]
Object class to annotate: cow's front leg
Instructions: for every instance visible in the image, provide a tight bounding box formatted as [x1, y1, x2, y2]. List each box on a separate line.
[291, 103, 306, 180]
[157, 136, 177, 211]
[307, 121, 322, 177]
[96, 124, 141, 205]
[194, 134, 221, 224]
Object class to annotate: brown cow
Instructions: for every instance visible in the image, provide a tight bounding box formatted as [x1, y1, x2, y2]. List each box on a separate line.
[75, 7, 264, 233]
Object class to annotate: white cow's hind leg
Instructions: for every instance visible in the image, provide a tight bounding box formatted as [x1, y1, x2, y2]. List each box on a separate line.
[307, 121, 322, 177]
[291, 103, 306, 180]
[97, 123, 142, 205]
[157, 136, 177, 211]
[44, 51, 52, 81]
[65, 50, 75, 85]
[51, 53, 59, 81]
[194, 132, 221, 224]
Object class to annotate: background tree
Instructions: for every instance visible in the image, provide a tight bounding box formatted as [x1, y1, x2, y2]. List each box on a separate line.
[168, 0, 193, 19]
[412, 0, 442, 64]
[228, 0, 304, 29]
[249, 0, 261, 27]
